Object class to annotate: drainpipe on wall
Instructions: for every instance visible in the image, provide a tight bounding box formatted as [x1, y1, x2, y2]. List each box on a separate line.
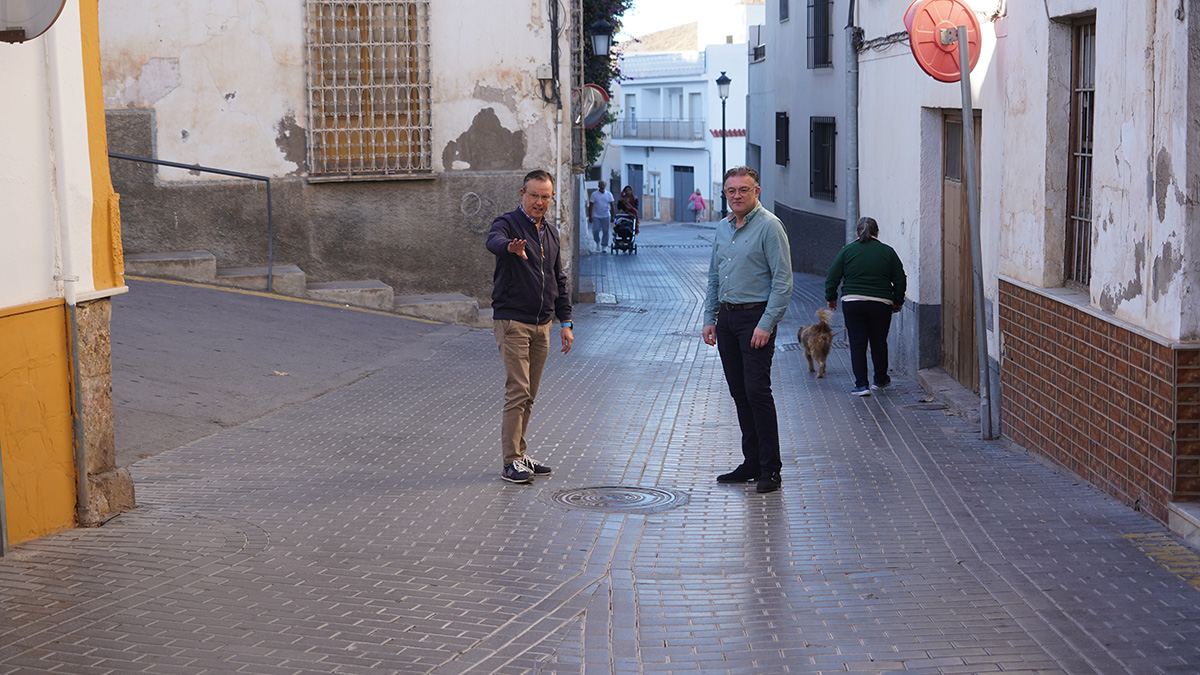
[845, 0, 861, 243]
[45, 27, 92, 524]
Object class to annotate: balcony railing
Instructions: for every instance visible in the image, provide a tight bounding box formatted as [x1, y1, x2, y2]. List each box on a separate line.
[610, 118, 705, 142]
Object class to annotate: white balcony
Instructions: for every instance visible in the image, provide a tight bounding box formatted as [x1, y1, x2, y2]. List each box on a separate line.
[610, 118, 705, 142]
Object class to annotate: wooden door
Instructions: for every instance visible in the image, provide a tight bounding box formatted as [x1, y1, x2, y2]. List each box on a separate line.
[941, 112, 981, 393]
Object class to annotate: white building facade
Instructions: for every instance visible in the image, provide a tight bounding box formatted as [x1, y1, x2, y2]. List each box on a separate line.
[851, 0, 1200, 531]
[99, 0, 580, 305]
[1, 0, 133, 547]
[747, 0, 850, 275]
[597, 2, 763, 223]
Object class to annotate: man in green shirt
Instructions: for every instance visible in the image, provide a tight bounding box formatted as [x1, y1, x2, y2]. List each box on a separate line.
[701, 166, 793, 494]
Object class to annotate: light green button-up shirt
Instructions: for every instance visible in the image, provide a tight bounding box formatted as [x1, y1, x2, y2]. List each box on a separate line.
[703, 203, 793, 333]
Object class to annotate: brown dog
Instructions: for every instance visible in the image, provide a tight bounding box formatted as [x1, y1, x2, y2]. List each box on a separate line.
[798, 309, 833, 377]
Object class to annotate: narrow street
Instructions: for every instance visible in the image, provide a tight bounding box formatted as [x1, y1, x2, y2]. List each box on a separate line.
[2, 221, 1199, 674]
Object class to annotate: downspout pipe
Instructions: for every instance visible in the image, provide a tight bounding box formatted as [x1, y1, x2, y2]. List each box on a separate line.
[45, 27, 92, 524]
[845, 0, 860, 243]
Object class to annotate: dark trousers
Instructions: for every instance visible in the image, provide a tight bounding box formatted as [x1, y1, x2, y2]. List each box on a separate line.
[842, 300, 893, 388]
[715, 306, 781, 476]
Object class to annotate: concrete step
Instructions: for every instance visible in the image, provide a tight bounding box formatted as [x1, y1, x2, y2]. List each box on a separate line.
[578, 277, 596, 304]
[1169, 502, 1200, 550]
[306, 280, 394, 311]
[215, 265, 306, 297]
[124, 251, 217, 282]
[394, 293, 480, 325]
[474, 307, 494, 329]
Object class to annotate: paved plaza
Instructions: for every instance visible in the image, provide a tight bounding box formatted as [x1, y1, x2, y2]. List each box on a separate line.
[2, 222, 1200, 674]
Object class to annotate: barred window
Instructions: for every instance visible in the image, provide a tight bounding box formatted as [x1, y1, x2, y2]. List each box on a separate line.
[810, 116, 835, 200]
[1065, 18, 1095, 286]
[808, 0, 832, 68]
[304, 0, 432, 179]
[776, 112, 790, 166]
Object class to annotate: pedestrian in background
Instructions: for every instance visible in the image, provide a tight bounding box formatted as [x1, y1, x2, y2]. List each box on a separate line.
[617, 186, 640, 234]
[702, 166, 793, 494]
[825, 216, 907, 397]
[485, 170, 574, 484]
[687, 189, 706, 222]
[587, 180, 615, 252]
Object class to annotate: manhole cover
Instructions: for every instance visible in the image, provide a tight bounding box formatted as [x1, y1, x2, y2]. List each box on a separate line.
[545, 486, 688, 514]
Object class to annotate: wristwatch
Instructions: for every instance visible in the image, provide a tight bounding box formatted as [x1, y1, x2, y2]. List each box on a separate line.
[561, 321, 573, 328]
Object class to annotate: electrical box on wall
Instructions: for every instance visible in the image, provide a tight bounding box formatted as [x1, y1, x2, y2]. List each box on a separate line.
[536, 65, 553, 80]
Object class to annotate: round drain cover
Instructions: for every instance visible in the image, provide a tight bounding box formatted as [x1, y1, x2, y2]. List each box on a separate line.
[546, 486, 688, 514]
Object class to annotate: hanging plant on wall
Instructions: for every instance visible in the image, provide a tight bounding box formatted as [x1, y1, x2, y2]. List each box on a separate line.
[583, 0, 633, 168]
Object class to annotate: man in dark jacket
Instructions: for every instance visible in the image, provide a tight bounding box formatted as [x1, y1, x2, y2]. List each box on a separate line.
[485, 170, 574, 484]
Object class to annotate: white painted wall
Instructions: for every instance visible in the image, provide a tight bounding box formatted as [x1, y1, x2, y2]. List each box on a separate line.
[857, 0, 1198, 350]
[0, 2, 100, 308]
[748, 0, 846, 219]
[100, 0, 570, 182]
[994, 0, 1195, 340]
[857, 0, 1001, 319]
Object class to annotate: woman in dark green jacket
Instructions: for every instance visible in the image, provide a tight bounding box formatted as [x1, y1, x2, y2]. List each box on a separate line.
[825, 217, 907, 396]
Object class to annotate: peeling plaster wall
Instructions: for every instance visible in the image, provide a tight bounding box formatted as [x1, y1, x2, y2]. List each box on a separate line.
[100, 0, 575, 302]
[996, 0, 1195, 341]
[857, 0, 1003, 377]
[101, 0, 306, 179]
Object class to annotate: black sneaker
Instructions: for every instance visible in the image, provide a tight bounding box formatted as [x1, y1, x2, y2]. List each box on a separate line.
[756, 472, 782, 493]
[524, 457, 552, 475]
[717, 465, 759, 484]
[501, 462, 533, 484]
[871, 377, 892, 392]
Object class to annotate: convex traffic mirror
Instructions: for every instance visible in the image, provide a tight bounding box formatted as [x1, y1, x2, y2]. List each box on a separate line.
[1, 0, 68, 44]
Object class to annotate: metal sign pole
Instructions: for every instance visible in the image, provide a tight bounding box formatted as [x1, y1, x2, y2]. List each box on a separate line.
[956, 25, 994, 439]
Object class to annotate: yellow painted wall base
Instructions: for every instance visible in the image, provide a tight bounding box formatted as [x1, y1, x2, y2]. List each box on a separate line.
[0, 300, 77, 544]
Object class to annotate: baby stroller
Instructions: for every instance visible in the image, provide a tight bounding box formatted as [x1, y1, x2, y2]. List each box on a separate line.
[610, 214, 637, 254]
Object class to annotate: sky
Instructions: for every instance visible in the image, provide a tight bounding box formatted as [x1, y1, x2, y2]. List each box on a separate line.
[617, 0, 717, 40]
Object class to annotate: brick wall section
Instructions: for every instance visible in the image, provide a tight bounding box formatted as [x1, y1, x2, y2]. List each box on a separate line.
[1179, 348, 1200, 500]
[998, 279, 1195, 523]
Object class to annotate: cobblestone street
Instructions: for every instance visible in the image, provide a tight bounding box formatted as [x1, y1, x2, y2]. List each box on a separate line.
[2, 222, 1199, 674]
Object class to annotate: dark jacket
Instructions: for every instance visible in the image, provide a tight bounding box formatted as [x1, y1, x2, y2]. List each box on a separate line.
[486, 208, 572, 325]
[825, 238, 907, 306]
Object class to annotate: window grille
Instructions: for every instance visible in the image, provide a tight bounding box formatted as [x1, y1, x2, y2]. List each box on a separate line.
[1065, 18, 1095, 286]
[810, 117, 836, 200]
[776, 112, 790, 166]
[304, 0, 432, 179]
[808, 0, 832, 68]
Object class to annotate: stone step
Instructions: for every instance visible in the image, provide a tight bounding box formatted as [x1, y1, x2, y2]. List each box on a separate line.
[394, 293, 480, 326]
[215, 265, 306, 297]
[124, 251, 217, 282]
[578, 277, 596, 304]
[306, 280, 394, 311]
[474, 307, 494, 329]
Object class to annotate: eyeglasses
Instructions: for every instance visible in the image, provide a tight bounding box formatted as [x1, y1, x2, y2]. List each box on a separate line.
[525, 192, 554, 203]
[723, 186, 757, 197]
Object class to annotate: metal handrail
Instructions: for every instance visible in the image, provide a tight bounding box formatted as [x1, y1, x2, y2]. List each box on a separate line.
[107, 153, 275, 291]
[609, 118, 706, 142]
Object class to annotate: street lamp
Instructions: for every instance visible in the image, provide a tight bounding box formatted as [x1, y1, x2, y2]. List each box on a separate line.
[590, 19, 613, 57]
[716, 71, 731, 217]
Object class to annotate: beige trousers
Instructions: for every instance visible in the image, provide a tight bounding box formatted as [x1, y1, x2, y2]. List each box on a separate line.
[494, 319, 550, 465]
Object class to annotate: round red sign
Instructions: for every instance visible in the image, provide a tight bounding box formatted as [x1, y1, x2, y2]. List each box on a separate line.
[904, 0, 981, 83]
